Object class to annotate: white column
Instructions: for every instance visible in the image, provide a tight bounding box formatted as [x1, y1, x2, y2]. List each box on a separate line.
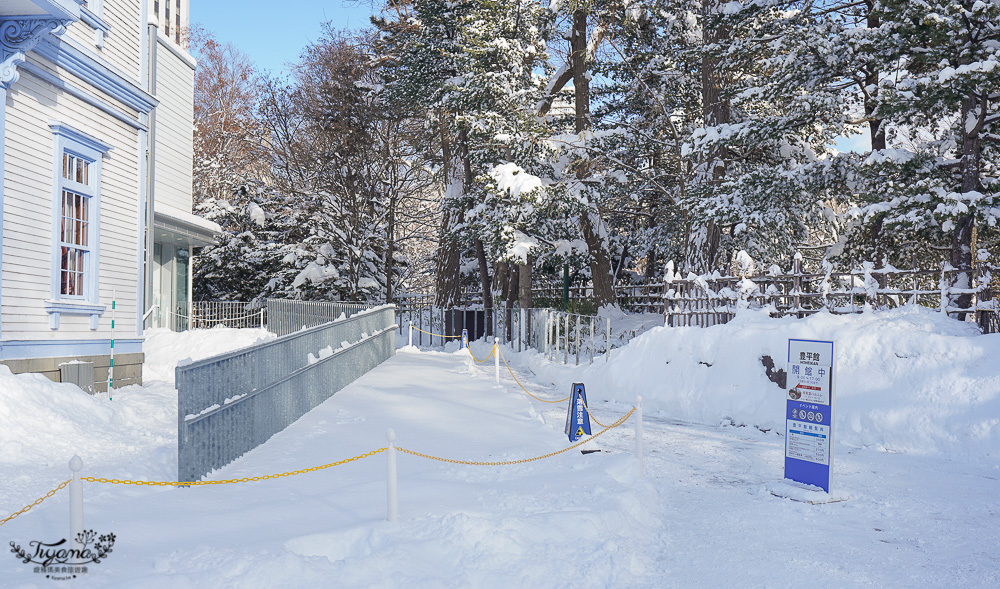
[386, 429, 398, 522]
[69, 455, 83, 544]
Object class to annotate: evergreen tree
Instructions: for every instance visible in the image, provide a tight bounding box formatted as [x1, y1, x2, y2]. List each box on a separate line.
[858, 0, 1000, 313]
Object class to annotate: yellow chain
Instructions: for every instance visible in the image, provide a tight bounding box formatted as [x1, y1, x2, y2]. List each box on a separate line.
[410, 326, 463, 338]
[498, 348, 570, 404]
[467, 344, 495, 363]
[0, 480, 71, 527]
[3, 347, 628, 525]
[81, 448, 386, 487]
[2, 407, 633, 526]
[497, 348, 615, 426]
[578, 396, 613, 428]
[397, 407, 635, 466]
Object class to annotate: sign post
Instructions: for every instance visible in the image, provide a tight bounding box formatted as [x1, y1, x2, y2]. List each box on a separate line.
[564, 383, 592, 442]
[784, 339, 836, 492]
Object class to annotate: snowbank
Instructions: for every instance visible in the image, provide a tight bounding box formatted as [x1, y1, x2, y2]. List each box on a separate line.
[0, 327, 272, 486]
[0, 366, 176, 469]
[143, 326, 273, 382]
[523, 306, 1000, 460]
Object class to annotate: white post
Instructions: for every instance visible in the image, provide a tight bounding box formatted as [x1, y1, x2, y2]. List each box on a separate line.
[408, 321, 413, 347]
[575, 315, 581, 366]
[386, 429, 398, 523]
[260, 307, 265, 329]
[69, 455, 83, 544]
[556, 313, 562, 363]
[605, 317, 612, 362]
[635, 396, 644, 477]
[563, 313, 569, 365]
[544, 311, 550, 358]
[519, 308, 525, 351]
[590, 316, 595, 364]
[494, 337, 500, 384]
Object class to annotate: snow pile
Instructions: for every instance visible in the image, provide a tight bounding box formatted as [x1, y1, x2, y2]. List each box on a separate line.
[0, 366, 175, 469]
[0, 326, 275, 506]
[143, 326, 273, 382]
[524, 306, 1000, 460]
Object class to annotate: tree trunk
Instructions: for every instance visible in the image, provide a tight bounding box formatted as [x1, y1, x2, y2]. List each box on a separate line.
[385, 192, 396, 303]
[434, 116, 463, 308]
[686, 1, 730, 274]
[493, 261, 510, 301]
[950, 95, 982, 320]
[504, 264, 516, 342]
[518, 260, 533, 309]
[518, 260, 532, 344]
[475, 238, 493, 335]
[865, 4, 886, 152]
[571, 9, 616, 309]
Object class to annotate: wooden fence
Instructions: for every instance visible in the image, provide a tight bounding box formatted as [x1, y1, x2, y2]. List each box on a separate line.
[396, 256, 999, 334]
[654, 258, 998, 333]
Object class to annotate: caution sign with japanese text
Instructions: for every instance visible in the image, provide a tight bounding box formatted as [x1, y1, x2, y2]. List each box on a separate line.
[564, 383, 592, 442]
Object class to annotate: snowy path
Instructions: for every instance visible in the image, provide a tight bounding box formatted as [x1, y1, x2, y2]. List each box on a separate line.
[2, 343, 999, 587]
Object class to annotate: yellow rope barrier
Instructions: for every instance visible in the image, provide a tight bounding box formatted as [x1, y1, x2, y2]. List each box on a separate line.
[397, 407, 634, 466]
[0, 480, 71, 527]
[467, 343, 495, 363]
[410, 326, 463, 339]
[498, 348, 570, 404]
[579, 397, 613, 428]
[81, 448, 386, 487]
[497, 348, 617, 427]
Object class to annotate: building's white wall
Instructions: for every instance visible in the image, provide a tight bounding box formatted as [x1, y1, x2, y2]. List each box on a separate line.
[1, 56, 141, 342]
[63, 0, 143, 82]
[153, 38, 194, 213]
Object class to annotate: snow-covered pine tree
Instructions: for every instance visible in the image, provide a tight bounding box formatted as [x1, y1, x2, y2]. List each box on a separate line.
[859, 0, 1000, 315]
[193, 179, 312, 302]
[375, 0, 550, 309]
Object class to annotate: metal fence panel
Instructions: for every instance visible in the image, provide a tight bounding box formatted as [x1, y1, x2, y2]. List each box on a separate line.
[394, 303, 615, 365]
[176, 306, 396, 482]
[266, 299, 373, 336]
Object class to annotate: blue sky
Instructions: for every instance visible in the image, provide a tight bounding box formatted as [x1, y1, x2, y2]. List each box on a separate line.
[189, 1, 376, 75]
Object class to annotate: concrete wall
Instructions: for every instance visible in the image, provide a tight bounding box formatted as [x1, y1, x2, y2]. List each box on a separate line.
[1, 352, 144, 392]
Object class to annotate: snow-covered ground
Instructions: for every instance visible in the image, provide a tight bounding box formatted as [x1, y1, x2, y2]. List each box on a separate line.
[1, 309, 998, 587]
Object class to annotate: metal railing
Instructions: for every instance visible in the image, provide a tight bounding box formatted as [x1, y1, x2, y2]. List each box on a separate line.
[532, 309, 613, 365]
[395, 304, 615, 365]
[176, 306, 396, 482]
[397, 305, 531, 350]
[266, 299, 375, 337]
[170, 301, 267, 331]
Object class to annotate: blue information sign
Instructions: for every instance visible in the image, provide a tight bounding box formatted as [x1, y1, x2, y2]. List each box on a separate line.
[564, 383, 592, 442]
[784, 339, 836, 492]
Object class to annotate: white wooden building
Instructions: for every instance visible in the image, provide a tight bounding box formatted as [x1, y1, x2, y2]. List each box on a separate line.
[0, 0, 217, 390]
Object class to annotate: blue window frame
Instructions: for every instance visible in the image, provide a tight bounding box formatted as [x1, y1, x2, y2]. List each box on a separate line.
[46, 122, 112, 330]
